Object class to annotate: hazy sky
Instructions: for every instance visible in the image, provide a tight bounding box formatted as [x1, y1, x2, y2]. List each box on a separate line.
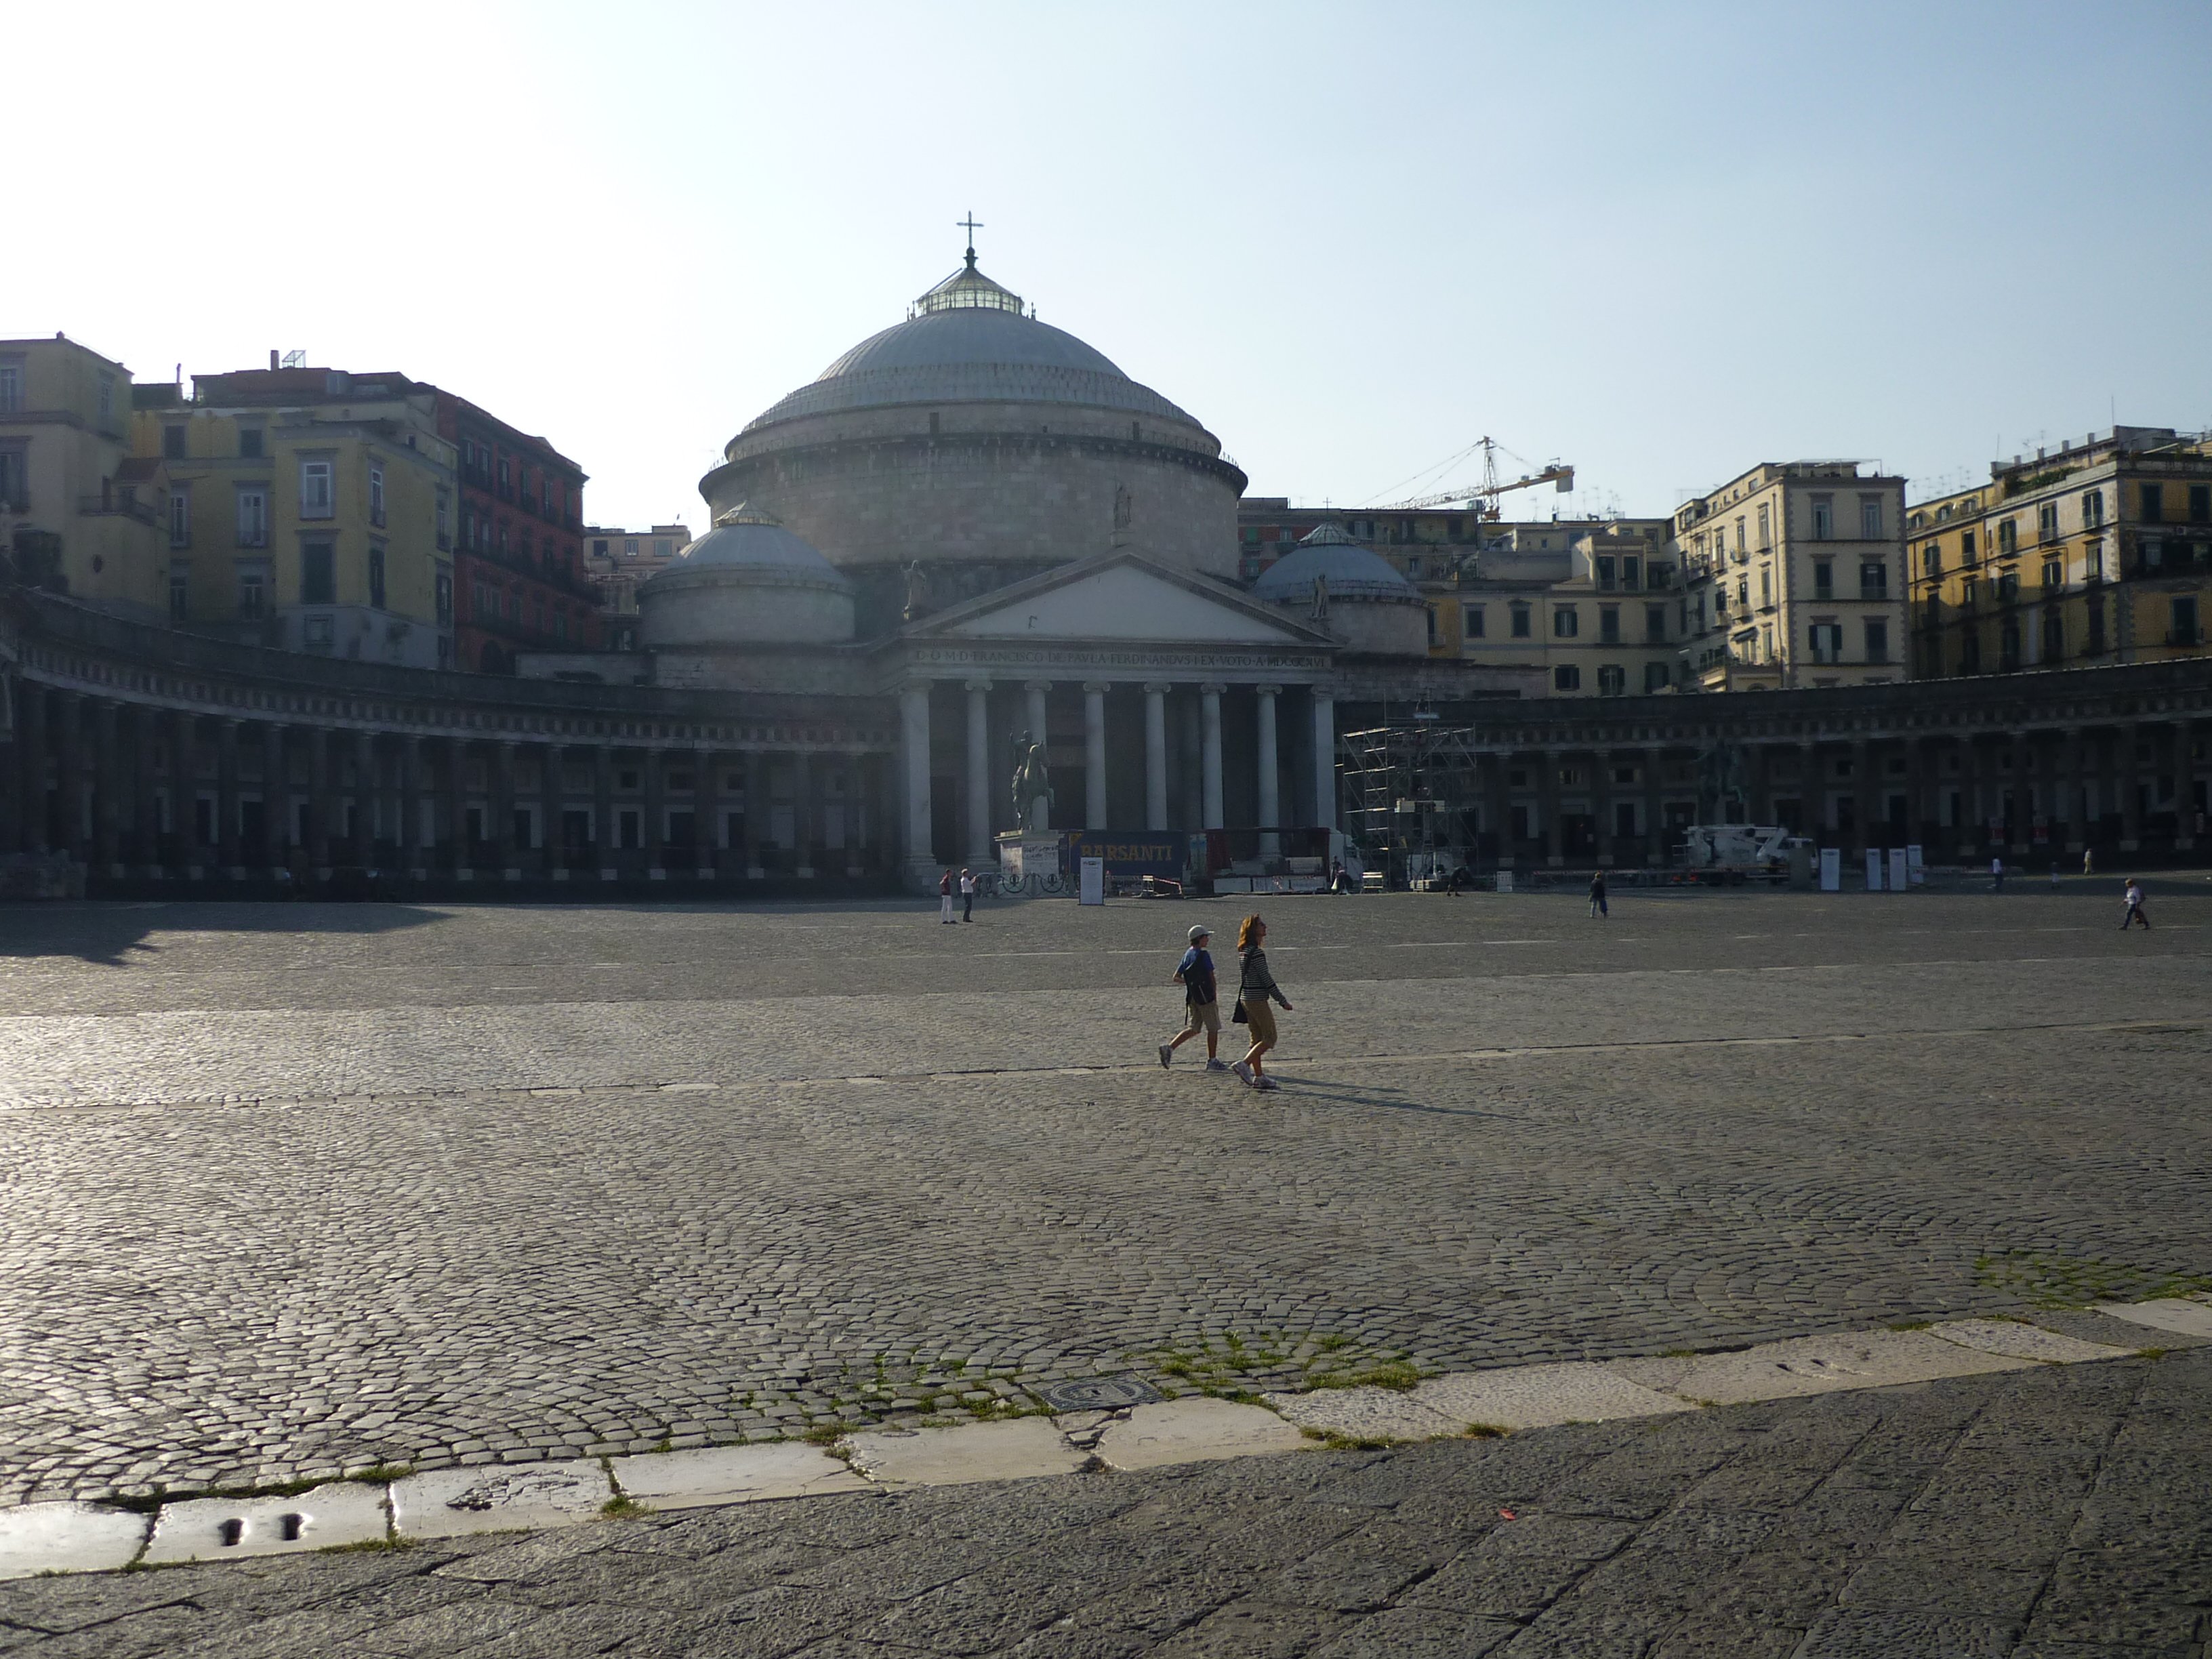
[16, 2, 2211, 528]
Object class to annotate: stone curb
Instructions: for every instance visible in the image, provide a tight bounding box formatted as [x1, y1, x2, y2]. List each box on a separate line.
[0, 1299, 2196, 1582]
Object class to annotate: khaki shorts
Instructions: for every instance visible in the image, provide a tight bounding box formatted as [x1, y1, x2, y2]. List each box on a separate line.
[1183, 999, 1221, 1035]
[1241, 997, 1277, 1044]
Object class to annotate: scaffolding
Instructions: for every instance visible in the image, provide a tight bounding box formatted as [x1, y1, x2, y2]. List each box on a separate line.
[1339, 723, 1490, 883]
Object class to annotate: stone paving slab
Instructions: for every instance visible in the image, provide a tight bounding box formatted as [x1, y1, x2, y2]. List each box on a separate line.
[0, 1504, 146, 1580]
[1929, 1317, 2142, 1364]
[1263, 1385, 1465, 1441]
[390, 1460, 611, 1539]
[1616, 1331, 2036, 1406]
[844, 1418, 1090, 1487]
[141, 1481, 386, 1563]
[1414, 1361, 1696, 1431]
[1092, 1398, 1314, 1471]
[609, 1443, 871, 1510]
[2095, 1296, 2212, 1338]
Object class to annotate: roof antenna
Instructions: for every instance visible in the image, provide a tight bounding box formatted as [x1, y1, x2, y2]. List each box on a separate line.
[958, 211, 983, 271]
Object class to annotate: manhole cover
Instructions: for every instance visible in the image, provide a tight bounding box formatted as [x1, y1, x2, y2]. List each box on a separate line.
[1040, 1376, 1164, 1412]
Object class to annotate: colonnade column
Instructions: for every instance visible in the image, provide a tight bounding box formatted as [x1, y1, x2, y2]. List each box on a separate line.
[1254, 684, 1279, 859]
[642, 747, 664, 876]
[1083, 682, 1108, 830]
[545, 745, 568, 878]
[1200, 684, 1225, 830]
[899, 683, 933, 881]
[354, 730, 377, 866]
[1593, 747, 1614, 866]
[52, 693, 81, 862]
[1643, 747, 1666, 866]
[94, 700, 121, 873]
[1488, 750, 1513, 867]
[2176, 719, 2198, 849]
[401, 736, 424, 876]
[1851, 738, 1874, 853]
[693, 745, 716, 879]
[2011, 734, 2036, 855]
[1540, 747, 1563, 866]
[307, 727, 333, 873]
[172, 710, 201, 873]
[134, 705, 161, 869]
[1143, 682, 1168, 832]
[743, 750, 766, 877]
[1310, 688, 1335, 832]
[1749, 745, 1773, 825]
[593, 745, 615, 878]
[965, 678, 994, 863]
[493, 741, 518, 876]
[793, 750, 816, 878]
[2065, 727, 2088, 852]
[446, 739, 470, 877]
[1024, 681, 1050, 750]
[218, 720, 242, 874]
[2118, 722, 2142, 851]
[13, 682, 44, 853]
[1799, 741, 1820, 840]
[262, 724, 287, 872]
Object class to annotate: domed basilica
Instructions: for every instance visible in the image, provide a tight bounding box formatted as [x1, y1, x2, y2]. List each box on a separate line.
[525, 241, 1527, 883]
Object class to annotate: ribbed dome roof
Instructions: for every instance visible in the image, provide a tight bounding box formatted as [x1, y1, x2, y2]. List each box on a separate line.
[1250, 522, 1421, 603]
[741, 258, 1200, 432]
[650, 505, 851, 588]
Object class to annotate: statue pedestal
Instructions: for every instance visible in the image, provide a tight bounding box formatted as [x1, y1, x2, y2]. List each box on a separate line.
[996, 831, 1061, 882]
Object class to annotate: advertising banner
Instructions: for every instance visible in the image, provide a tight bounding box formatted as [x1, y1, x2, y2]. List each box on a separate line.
[1062, 831, 1186, 881]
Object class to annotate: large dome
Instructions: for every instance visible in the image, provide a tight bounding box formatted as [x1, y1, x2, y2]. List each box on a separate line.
[741, 260, 1199, 432]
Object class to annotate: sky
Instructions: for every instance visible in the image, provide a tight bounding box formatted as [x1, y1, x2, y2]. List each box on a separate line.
[14, 1, 2212, 528]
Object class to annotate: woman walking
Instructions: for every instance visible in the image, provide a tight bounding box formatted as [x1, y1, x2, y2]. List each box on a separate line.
[1230, 914, 1293, 1091]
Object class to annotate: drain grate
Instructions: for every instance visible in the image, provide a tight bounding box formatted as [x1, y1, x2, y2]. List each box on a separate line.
[1039, 1376, 1164, 1412]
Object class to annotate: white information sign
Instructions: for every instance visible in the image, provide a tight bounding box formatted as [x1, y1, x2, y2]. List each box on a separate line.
[1494, 870, 1514, 894]
[1818, 848, 1841, 892]
[1865, 849, 1885, 891]
[1078, 856, 1105, 905]
[1888, 848, 1908, 893]
[1906, 844, 1925, 886]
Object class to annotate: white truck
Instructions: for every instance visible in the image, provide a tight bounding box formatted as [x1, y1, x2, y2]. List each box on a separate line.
[1676, 824, 1810, 884]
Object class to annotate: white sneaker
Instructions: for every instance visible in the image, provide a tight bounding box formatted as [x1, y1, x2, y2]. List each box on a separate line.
[1205, 1059, 1229, 1072]
[1158, 1044, 1174, 1069]
[1254, 1076, 1282, 1091]
[1231, 1061, 1254, 1086]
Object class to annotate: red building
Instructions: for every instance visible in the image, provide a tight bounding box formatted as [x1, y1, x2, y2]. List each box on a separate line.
[431, 390, 596, 672]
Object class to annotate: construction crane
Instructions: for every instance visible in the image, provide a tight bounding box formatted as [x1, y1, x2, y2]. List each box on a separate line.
[1378, 436, 1574, 518]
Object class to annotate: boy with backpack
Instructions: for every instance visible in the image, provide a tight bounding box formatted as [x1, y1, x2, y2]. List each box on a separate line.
[1159, 924, 1228, 1071]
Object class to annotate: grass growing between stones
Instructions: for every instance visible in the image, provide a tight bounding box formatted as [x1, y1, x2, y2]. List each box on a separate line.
[1141, 1330, 1425, 1397]
[1972, 1251, 2212, 1308]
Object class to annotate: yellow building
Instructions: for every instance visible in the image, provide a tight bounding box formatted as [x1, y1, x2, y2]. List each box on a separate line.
[131, 364, 457, 668]
[0, 335, 169, 619]
[1676, 462, 1908, 691]
[1438, 520, 1681, 694]
[1908, 427, 2212, 678]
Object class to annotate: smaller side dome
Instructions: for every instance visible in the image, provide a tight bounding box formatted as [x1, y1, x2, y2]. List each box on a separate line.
[1250, 521, 1424, 604]
[638, 504, 855, 647]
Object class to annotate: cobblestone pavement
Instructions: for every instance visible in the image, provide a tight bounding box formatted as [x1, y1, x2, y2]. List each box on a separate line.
[1, 886, 2209, 1503]
[2, 1351, 2205, 1657]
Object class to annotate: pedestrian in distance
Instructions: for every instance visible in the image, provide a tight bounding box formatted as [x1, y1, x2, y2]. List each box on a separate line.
[959, 867, 977, 922]
[2121, 876, 2150, 929]
[2050, 861, 2062, 888]
[1589, 869, 1608, 918]
[1159, 924, 1227, 1071]
[1990, 854, 2005, 892]
[1229, 914, 1292, 1091]
[2083, 847, 2095, 878]
[938, 868, 956, 924]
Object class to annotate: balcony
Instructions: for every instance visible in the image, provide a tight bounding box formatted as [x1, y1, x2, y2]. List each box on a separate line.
[77, 493, 161, 525]
[2170, 627, 2206, 647]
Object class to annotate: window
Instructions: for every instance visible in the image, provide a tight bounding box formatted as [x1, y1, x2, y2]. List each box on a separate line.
[1809, 622, 1843, 662]
[2037, 501, 2060, 539]
[1961, 528, 1977, 564]
[369, 465, 386, 527]
[593, 537, 611, 556]
[168, 485, 191, 549]
[237, 565, 267, 619]
[2175, 596, 2202, 646]
[96, 373, 115, 428]
[1405, 556, 1422, 579]
[1734, 518, 1746, 554]
[236, 486, 268, 548]
[1595, 556, 1616, 590]
[1622, 554, 1640, 590]
[368, 544, 386, 610]
[2042, 558, 2062, 590]
[1755, 504, 1770, 548]
[1811, 496, 1833, 539]
[1509, 602, 1532, 638]
[1599, 605, 1620, 643]
[1814, 560, 1834, 598]
[238, 426, 264, 459]
[1860, 497, 1883, 539]
[2087, 598, 2107, 653]
[2043, 611, 2064, 661]
[2083, 489, 2104, 527]
[1759, 569, 1771, 607]
[1961, 628, 1981, 673]
[623, 539, 638, 557]
[162, 424, 186, 460]
[1864, 619, 1889, 663]
[1462, 603, 1484, 638]
[1996, 518, 2017, 554]
[1644, 660, 1671, 693]
[0, 353, 22, 412]
[1425, 606, 1437, 649]
[301, 538, 335, 605]
[168, 572, 188, 620]
[0, 443, 26, 509]
[435, 569, 453, 627]
[1860, 559, 1888, 597]
[653, 538, 672, 558]
[1994, 571, 2018, 602]
[304, 614, 335, 652]
[1645, 604, 1666, 642]
[2191, 485, 2210, 525]
[1553, 606, 1579, 638]
[1597, 663, 1625, 695]
[497, 520, 509, 554]
[300, 459, 334, 519]
[1924, 543, 1942, 579]
[436, 487, 451, 550]
[2085, 541, 2104, 580]
[497, 457, 511, 495]
[2138, 483, 2163, 523]
[1553, 664, 1581, 692]
[555, 608, 569, 642]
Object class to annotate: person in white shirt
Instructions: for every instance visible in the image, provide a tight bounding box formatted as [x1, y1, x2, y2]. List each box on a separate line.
[958, 867, 977, 922]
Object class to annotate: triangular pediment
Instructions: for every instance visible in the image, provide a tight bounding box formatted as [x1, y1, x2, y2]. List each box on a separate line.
[914, 551, 1328, 646]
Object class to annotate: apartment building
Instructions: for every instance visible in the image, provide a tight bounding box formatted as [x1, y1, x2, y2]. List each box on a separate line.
[0, 335, 169, 620]
[1675, 461, 1906, 691]
[132, 363, 457, 668]
[1444, 520, 1679, 693]
[436, 394, 596, 673]
[1908, 428, 2211, 678]
[584, 523, 692, 648]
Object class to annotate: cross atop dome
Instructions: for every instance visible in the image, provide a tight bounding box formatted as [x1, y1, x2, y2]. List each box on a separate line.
[958, 211, 983, 270]
[912, 219, 1031, 319]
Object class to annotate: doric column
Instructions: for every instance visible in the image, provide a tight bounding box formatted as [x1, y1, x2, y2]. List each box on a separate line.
[218, 720, 243, 874]
[447, 738, 472, 878]
[261, 723, 287, 872]
[642, 745, 664, 876]
[493, 740, 519, 876]
[14, 680, 45, 854]
[1489, 749, 1515, 868]
[1256, 684, 1280, 859]
[2118, 722, 2141, 851]
[693, 745, 716, 879]
[1749, 744, 1773, 825]
[306, 726, 333, 873]
[1200, 683, 1225, 830]
[1539, 747, 1563, 866]
[94, 700, 121, 874]
[593, 744, 615, 878]
[2064, 727, 2088, 853]
[1906, 735, 1931, 849]
[1799, 741, 1820, 840]
[1143, 682, 1169, 831]
[1024, 681, 1050, 751]
[1643, 745, 1666, 865]
[793, 750, 817, 878]
[2011, 735, 2035, 855]
[899, 683, 933, 880]
[965, 678, 994, 863]
[51, 693, 84, 862]
[1956, 738, 1980, 857]
[1310, 688, 1335, 832]
[400, 735, 424, 876]
[1851, 738, 1874, 853]
[1593, 745, 1614, 867]
[545, 743, 568, 878]
[742, 750, 765, 877]
[354, 730, 377, 866]
[844, 755, 867, 876]
[1083, 682, 1109, 830]
[2175, 719, 2198, 851]
[172, 709, 201, 872]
